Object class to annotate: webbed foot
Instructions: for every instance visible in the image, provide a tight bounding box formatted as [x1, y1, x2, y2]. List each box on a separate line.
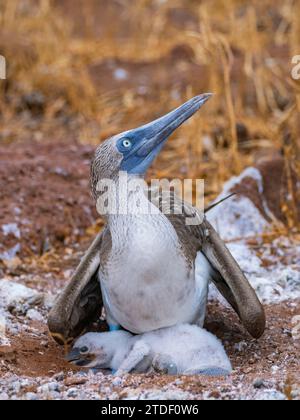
[184, 366, 232, 377]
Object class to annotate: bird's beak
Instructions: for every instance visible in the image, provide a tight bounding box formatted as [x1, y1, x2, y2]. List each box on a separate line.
[121, 94, 213, 174]
[65, 348, 81, 363]
[65, 349, 94, 367]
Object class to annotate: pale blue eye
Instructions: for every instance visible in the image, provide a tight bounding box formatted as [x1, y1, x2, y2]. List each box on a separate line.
[122, 139, 132, 148]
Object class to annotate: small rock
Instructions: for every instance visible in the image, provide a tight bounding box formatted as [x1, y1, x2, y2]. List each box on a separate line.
[49, 391, 61, 400]
[0, 244, 21, 261]
[25, 392, 38, 400]
[173, 379, 183, 385]
[65, 377, 87, 387]
[253, 378, 266, 389]
[0, 392, 9, 400]
[112, 377, 122, 387]
[9, 381, 21, 394]
[0, 280, 41, 310]
[53, 372, 64, 382]
[234, 341, 248, 352]
[67, 388, 78, 398]
[37, 384, 49, 394]
[43, 294, 55, 310]
[291, 389, 300, 399]
[26, 309, 44, 322]
[47, 382, 61, 392]
[37, 382, 60, 394]
[258, 390, 286, 401]
[2, 223, 21, 239]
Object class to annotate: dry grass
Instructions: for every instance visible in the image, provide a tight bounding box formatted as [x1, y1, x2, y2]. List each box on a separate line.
[0, 0, 299, 226]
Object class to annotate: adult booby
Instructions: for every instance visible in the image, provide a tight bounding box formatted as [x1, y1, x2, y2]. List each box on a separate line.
[48, 95, 265, 345]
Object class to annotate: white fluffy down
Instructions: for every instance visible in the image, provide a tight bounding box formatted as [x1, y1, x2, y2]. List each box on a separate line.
[138, 324, 232, 375]
[73, 324, 232, 376]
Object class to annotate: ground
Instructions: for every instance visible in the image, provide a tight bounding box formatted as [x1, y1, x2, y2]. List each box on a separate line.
[0, 140, 299, 400]
[0, 0, 299, 401]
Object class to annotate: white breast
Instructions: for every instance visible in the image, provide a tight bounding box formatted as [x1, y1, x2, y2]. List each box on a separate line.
[99, 211, 211, 333]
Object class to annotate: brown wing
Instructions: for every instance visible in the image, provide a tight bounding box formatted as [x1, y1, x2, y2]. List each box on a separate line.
[48, 230, 105, 345]
[151, 189, 266, 339]
[201, 219, 266, 338]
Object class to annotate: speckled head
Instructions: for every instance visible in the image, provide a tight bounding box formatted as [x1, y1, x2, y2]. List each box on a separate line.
[91, 94, 212, 200]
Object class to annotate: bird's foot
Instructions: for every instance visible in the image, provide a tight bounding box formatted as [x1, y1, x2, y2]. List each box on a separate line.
[108, 324, 121, 332]
[184, 366, 231, 377]
[197, 367, 231, 377]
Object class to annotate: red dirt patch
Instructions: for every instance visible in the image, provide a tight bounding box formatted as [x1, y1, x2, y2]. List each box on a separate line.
[0, 140, 97, 260]
[0, 300, 298, 383]
[0, 328, 79, 378]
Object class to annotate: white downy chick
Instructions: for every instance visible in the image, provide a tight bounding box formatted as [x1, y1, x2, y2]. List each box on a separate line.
[67, 324, 232, 377]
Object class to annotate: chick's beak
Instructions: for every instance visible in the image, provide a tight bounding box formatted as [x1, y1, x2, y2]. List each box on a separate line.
[65, 348, 95, 367]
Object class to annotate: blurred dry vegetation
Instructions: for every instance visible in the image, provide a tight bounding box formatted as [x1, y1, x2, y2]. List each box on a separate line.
[0, 0, 299, 224]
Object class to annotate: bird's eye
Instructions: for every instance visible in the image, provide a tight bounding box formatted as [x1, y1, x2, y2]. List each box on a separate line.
[122, 139, 132, 148]
[80, 346, 89, 354]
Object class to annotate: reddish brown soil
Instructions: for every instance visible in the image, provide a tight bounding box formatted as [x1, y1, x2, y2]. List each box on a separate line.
[1, 300, 299, 391]
[0, 329, 75, 378]
[0, 140, 97, 260]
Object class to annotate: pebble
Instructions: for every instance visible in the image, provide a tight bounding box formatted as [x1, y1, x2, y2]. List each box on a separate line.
[9, 381, 21, 393]
[258, 390, 286, 401]
[112, 377, 122, 387]
[49, 391, 61, 400]
[25, 392, 38, 400]
[253, 378, 266, 389]
[67, 388, 78, 398]
[26, 309, 44, 322]
[291, 389, 300, 399]
[53, 372, 64, 382]
[0, 392, 9, 400]
[65, 377, 87, 387]
[37, 382, 61, 394]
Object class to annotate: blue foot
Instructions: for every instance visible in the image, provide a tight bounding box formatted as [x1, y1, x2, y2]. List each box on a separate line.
[109, 324, 120, 332]
[198, 367, 231, 377]
[111, 369, 117, 375]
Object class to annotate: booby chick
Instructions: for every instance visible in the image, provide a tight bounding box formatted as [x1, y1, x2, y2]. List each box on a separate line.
[67, 324, 232, 377]
[48, 95, 266, 346]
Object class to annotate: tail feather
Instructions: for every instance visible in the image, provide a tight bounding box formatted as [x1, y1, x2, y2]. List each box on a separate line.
[205, 193, 236, 214]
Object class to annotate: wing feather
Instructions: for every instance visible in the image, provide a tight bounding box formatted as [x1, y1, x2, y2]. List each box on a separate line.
[48, 230, 104, 344]
[150, 189, 266, 338]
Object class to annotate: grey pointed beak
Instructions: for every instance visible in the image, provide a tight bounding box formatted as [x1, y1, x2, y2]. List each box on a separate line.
[120, 94, 213, 174]
[137, 93, 213, 156]
[65, 348, 81, 363]
[65, 348, 96, 367]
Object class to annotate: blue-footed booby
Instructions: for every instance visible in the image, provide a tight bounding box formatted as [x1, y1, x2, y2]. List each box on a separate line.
[48, 95, 265, 345]
[66, 324, 232, 376]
